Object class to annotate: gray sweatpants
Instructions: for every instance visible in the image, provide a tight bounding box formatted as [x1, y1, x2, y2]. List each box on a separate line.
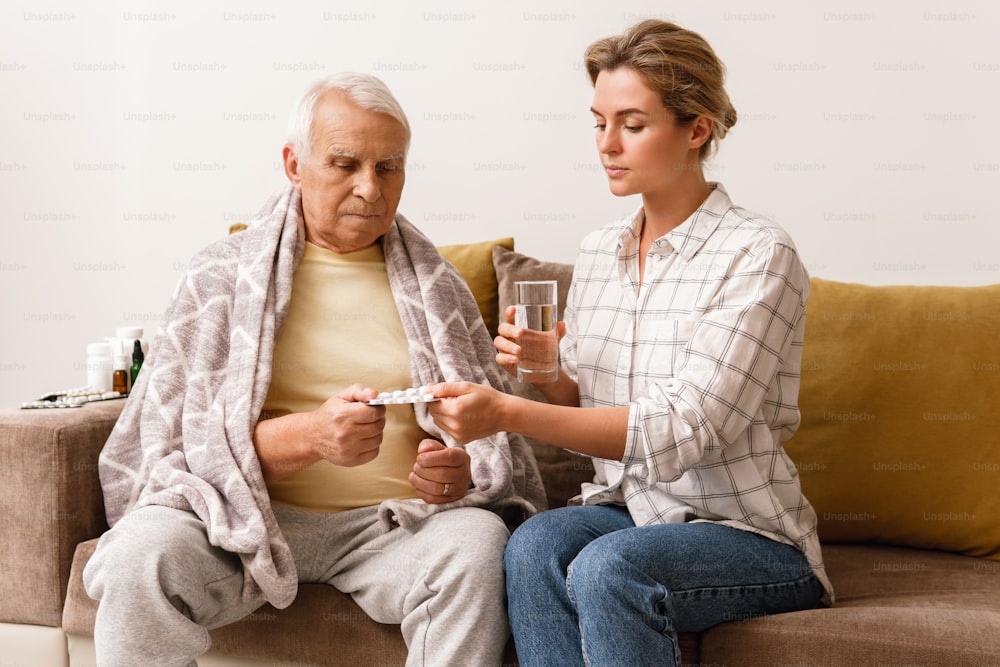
[83, 502, 511, 667]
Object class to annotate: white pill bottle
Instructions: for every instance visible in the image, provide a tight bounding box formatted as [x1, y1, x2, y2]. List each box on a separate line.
[85, 342, 114, 392]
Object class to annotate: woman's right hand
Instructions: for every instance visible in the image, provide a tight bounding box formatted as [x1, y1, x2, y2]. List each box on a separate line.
[428, 381, 509, 445]
[494, 305, 566, 378]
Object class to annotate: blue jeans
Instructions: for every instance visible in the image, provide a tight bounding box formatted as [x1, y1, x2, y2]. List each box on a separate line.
[504, 505, 823, 667]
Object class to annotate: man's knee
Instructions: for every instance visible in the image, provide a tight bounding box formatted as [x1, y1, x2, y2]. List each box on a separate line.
[435, 508, 509, 568]
[405, 508, 508, 609]
[85, 506, 213, 596]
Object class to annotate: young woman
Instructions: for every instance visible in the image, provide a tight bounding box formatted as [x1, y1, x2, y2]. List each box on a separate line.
[428, 19, 833, 667]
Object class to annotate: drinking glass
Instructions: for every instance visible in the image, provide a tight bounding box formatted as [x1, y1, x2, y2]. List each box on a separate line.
[513, 280, 559, 383]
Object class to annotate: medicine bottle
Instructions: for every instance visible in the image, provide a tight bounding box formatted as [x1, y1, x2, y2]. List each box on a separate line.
[109, 326, 145, 363]
[112, 355, 130, 394]
[130, 339, 144, 386]
[86, 343, 113, 392]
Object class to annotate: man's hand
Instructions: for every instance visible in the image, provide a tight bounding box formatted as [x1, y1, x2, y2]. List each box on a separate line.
[308, 384, 386, 467]
[408, 438, 472, 504]
[253, 384, 386, 482]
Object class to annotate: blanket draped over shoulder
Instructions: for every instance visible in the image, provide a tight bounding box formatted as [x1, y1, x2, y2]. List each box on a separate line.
[98, 186, 546, 608]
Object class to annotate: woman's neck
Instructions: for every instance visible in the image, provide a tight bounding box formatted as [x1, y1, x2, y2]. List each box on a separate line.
[639, 175, 713, 243]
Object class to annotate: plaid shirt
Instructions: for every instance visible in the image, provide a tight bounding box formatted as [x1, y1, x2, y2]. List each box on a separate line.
[562, 183, 832, 602]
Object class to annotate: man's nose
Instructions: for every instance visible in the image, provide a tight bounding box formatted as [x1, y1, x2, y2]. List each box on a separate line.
[353, 167, 381, 202]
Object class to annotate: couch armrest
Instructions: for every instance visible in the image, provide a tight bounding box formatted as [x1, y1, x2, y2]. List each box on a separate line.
[0, 400, 123, 626]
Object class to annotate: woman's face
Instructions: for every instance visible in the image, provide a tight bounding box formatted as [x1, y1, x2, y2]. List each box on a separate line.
[590, 67, 704, 199]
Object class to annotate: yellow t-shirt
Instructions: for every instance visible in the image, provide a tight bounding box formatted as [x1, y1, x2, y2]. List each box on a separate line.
[263, 241, 427, 512]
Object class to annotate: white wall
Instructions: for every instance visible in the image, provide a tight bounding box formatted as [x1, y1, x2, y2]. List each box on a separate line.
[2, 0, 998, 408]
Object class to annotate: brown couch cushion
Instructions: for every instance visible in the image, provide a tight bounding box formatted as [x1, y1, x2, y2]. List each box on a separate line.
[0, 401, 118, 626]
[701, 543, 1000, 666]
[787, 279, 1000, 561]
[66, 540, 1000, 665]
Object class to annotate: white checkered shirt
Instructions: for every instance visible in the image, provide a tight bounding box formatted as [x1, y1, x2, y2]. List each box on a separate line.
[561, 183, 832, 602]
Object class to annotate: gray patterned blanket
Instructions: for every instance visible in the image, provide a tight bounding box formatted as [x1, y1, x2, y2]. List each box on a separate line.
[97, 185, 545, 607]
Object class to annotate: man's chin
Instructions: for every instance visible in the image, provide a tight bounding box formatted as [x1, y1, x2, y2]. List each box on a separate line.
[304, 229, 383, 254]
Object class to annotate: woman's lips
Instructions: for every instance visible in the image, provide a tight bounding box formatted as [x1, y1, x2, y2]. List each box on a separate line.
[604, 164, 628, 177]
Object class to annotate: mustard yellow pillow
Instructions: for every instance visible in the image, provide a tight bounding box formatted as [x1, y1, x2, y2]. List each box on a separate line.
[786, 278, 1000, 560]
[437, 238, 514, 337]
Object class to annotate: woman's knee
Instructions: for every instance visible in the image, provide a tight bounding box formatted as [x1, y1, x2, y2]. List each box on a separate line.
[504, 509, 571, 575]
[566, 537, 632, 601]
[506, 505, 629, 576]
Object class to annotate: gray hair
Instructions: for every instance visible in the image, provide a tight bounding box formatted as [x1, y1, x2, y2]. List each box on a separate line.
[285, 72, 411, 160]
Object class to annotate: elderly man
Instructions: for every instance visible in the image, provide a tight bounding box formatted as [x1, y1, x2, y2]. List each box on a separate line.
[84, 73, 544, 667]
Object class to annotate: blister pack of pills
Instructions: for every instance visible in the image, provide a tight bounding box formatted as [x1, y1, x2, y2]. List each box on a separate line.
[367, 386, 439, 405]
[20, 400, 85, 409]
[21, 386, 126, 410]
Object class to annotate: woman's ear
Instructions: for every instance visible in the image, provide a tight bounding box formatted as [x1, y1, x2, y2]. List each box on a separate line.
[689, 116, 714, 151]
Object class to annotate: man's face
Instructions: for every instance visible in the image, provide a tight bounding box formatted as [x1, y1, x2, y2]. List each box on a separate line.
[283, 90, 407, 253]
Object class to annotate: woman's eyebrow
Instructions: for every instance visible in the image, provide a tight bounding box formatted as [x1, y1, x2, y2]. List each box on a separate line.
[590, 107, 650, 118]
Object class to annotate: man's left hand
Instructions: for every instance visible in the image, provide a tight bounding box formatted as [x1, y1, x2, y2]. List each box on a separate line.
[409, 439, 471, 504]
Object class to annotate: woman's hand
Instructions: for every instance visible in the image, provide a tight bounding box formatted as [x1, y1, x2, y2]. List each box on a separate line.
[430, 380, 627, 461]
[427, 381, 508, 445]
[494, 305, 566, 378]
[408, 438, 471, 504]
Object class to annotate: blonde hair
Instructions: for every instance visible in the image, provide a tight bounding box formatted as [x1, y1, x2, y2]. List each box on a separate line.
[584, 20, 737, 160]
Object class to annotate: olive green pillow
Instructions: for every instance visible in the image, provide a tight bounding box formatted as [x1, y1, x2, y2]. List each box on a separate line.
[787, 278, 1000, 560]
[437, 238, 514, 338]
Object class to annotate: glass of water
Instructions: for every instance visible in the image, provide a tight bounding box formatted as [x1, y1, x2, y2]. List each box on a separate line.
[513, 280, 559, 383]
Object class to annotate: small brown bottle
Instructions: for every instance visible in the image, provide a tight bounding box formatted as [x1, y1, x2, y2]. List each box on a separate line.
[113, 355, 130, 394]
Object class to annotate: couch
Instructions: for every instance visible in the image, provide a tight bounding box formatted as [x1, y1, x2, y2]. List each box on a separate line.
[1, 237, 998, 666]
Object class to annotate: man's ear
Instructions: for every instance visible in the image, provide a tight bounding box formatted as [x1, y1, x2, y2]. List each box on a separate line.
[282, 144, 303, 189]
[689, 116, 714, 152]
